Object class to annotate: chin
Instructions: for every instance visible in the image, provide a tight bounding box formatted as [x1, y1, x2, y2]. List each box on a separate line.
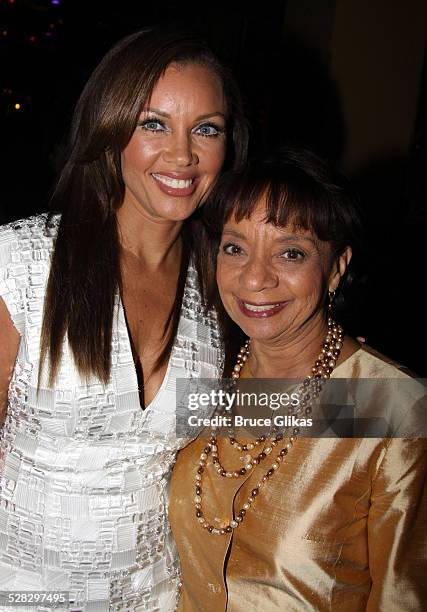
[158, 202, 200, 221]
[233, 322, 277, 343]
[247, 331, 277, 343]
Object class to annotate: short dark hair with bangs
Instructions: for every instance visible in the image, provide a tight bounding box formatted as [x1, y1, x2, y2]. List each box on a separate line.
[196, 146, 366, 375]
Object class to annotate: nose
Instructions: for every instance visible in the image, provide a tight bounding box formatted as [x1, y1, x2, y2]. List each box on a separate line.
[163, 130, 198, 166]
[239, 256, 279, 293]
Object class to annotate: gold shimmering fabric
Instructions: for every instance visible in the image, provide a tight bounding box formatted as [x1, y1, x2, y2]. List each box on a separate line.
[169, 347, 427, 611]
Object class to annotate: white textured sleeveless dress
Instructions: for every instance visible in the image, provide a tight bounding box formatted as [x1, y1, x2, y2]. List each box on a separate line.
[0, 214, 222, 611]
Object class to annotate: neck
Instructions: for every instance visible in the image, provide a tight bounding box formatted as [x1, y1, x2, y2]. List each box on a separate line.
[246, 315, 330, 379]
[116, 201, 183, 269]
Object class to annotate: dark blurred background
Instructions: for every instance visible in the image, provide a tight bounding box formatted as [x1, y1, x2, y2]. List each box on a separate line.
[0, 0, 426, 373]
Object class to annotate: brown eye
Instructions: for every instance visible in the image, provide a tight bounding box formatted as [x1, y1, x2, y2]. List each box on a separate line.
[282, 249, 304, 260]
[222, 243, 242, 255]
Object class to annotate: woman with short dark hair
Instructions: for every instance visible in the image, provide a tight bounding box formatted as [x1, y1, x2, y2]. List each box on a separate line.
[169, 147, 426, 611]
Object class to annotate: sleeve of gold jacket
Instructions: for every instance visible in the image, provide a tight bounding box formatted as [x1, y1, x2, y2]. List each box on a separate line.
[366, 437, 427, 611]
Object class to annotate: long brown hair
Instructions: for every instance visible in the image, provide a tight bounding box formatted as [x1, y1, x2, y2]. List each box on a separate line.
[40, 25, 249, 386]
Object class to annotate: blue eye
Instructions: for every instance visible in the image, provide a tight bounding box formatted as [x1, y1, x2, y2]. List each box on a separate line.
[222, 243, 243, 255]
[282, 249, 305, 260]
[195, 123, 223, 137]
[138, 119, 166, 132]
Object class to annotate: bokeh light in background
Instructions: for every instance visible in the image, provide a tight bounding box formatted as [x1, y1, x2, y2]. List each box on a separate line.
[0, 0, 426, 373]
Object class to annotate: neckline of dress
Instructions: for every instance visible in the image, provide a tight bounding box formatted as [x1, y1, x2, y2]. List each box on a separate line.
[117, 263, 191, 415]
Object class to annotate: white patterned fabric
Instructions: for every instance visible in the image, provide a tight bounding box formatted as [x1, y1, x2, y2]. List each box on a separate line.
[0, 214, 222, 611]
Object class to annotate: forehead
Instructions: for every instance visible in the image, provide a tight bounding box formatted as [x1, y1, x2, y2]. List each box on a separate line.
[148, 62, 225, 111]
[224, 201, 321, 244]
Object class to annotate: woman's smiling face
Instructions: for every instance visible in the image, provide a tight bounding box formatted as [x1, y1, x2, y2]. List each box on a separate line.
[120, 62, 227, 223]
[216, 200, 350, 345]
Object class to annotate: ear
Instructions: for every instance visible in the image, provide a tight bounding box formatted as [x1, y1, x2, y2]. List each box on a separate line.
[328, 246, 352, 293]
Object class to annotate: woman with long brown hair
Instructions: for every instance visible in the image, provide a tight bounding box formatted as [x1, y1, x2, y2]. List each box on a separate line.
[0, 26, 248, 609]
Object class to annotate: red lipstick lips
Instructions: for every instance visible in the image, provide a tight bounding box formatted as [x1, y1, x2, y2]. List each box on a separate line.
[237, 299, 287, 318]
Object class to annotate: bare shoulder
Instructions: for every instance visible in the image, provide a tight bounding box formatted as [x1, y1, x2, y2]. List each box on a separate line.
[0, 298, 20, 423]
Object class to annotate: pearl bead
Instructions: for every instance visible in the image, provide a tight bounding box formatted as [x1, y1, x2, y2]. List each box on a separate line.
[194, 320, 343, 536]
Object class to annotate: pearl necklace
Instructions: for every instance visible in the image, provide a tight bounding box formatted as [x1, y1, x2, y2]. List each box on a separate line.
[194, 317, 344, 535]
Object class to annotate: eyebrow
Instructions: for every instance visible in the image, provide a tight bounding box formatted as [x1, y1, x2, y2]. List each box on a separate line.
[142, 107, 227, 121]
[222, 228, 319, 246]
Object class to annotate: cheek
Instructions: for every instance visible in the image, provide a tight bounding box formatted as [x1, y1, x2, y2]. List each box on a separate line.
[281, 267, 326, 299]
[216, 264, 226, 294]
[201, 140, 227, 176]
[121, 138, 157, 173]
[216, 261, 233, 299]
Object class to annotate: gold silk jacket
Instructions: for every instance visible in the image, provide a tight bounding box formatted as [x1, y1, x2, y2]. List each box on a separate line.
[169, 346, 427, 611]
